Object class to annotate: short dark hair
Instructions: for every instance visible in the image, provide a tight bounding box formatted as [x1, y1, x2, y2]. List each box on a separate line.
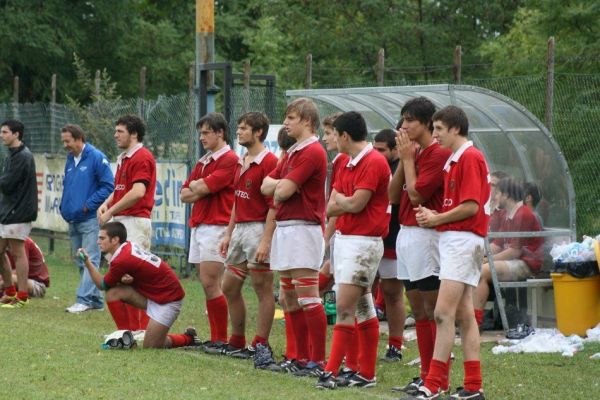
[197, 112, 230, 145]
[238, 112, 270, 142]
[101, 221, 127, 244]
[373, 128, 396, 150]
[322, 112, 343, 128]
[524, 181, 542, 207]
[333, 111, 367, 142]
[401, 97, 436, 131]
[116, 114, 146, 142]
[277, 126, 296, 151]
[1, 119, 25, 140]
[491, 170, 509, 181]
[61, 124, 86, 142]
[432, 105, 469, 137]
[497, 177, 524, 202]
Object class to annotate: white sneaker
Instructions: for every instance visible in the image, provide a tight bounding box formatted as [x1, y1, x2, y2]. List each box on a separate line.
[65, 303, 94, 313]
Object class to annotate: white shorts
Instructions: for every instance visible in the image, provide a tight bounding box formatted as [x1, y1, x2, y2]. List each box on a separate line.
[0, 223, 32, 241]
[188, 225, 227, 264]
[439, 231, 485, 287]
[397, 226, 441, 281]
[333, 233, 383, 288]
[494, 259, 531, 281]
[270, 221, 324, 271]
[225, 222, 269, 267]
[146, 299, 182, 328]
[113, 216, 152, 250]
[378, 257, 398, 279]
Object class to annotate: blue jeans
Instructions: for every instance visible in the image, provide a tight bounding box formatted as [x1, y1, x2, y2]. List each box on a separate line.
[69, 218, 104, 308]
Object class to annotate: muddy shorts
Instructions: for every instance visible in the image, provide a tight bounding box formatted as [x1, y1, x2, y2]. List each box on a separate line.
[333, 232, 383, 288]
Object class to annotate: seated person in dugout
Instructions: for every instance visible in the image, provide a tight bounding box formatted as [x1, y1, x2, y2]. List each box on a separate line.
[1, 237, 50, 298]
[79, 221, 198, 349]
[473, 177, 543, 326]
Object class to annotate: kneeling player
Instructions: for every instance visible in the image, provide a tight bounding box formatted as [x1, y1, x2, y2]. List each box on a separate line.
[316, 111, 391, 389]
[80, 222, 197, 349]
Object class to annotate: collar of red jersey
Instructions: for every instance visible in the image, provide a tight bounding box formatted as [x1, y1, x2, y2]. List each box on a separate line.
[443, 140, 473, 172]
[238, 148, 270, 166]
[200, 145, 231, 164]
[108, 241, 129, 264]
[117, 143, 144, 165]
[505, 201, 524, 220]
[346, 143, 373, 168]
[287, 135, 319, 155]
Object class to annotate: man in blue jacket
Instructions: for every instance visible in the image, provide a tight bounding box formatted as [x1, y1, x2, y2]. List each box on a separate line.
[60, 124, 114, 313]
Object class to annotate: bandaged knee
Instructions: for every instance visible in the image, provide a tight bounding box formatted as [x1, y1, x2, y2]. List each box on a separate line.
[356, 293, 377, 323]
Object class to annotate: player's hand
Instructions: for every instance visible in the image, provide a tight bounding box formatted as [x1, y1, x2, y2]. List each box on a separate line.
[121, 274, 134, 285]
[97, 203, 108, 220]
[77, 248, 90, 262]
[219, 234, 231, 258]
[414, 205, 436, 228]
[396, 129, 415, 161]
[98, 209, 112, 226]
[255, 239, 270, 264]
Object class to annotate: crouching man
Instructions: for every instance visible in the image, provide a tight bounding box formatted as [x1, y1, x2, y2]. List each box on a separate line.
[80, 221, 197, 349]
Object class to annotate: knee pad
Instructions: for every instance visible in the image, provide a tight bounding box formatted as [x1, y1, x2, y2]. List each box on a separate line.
[226, 265, 248, 281]
[291, 277, 319, 289]
[356, 293, 376, 323]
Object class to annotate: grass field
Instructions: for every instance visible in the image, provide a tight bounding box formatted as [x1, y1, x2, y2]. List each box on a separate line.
[1, 236, 599, 399]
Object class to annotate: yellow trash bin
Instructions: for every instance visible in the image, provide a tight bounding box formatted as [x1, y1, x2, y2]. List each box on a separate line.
[551, 272, 600, 336]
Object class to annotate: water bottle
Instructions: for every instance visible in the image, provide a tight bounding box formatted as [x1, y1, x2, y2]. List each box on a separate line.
[324, 290, 336, 325]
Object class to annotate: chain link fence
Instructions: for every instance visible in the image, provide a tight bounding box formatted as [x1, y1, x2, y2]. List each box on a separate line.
[1, 74, 599, 238]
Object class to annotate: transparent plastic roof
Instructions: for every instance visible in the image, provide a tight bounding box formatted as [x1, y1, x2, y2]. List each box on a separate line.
[287, 84, 575, 236]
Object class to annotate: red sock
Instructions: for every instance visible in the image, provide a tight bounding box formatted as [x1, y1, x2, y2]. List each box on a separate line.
[303, 304, 327, 363]
[318, 272, 331, 291]
[463, 360, 482, 392]
[107, 300, 130, 330]
[389, 335, 403, 349]
[424, 359, 448, 393]
[289, 308, 310, 360]
[228, 334, 246, 349]
[4, 285, 16, 297]
[139, 310, 150, 330]
[16, 290, 28, 301]
[252, 335, 267, 347]
[442, 356, 452, 391]
[125, 303, 140, 330]
[283, 311, 298, 359]
[324, 324, 354, 375]
[345, 323, 360, 371]
[168, 333, 193, 348]
[207, 295, 228, 342]
[474, 309, 484, 326]
[357, 317, 379, 380]
[416, 319, 435, 380]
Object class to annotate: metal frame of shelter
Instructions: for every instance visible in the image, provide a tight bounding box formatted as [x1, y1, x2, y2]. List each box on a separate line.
[287, 84, 577, 331]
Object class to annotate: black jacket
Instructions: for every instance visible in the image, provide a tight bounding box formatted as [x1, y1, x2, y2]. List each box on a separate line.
[0, 144, 38, 224]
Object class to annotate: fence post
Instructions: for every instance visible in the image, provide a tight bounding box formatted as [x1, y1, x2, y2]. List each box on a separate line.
[305, 53, 312, 89]
[545, 37, 555, 132]
[243, 61, 250, 113]
[187, 64, 196, 165]
[453, 45, 462, 84]
[94, 69, 101, 97]
[12, 76, 19, 118]
[138, 66, 146, 117]
[50, 73, 57, 154]
[377, 48, 385, 86]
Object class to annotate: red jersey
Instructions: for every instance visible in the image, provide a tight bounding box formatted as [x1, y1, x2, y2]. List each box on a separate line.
[489, 208, 506, 232]
[234, 149, 278, 223]
[493, 203, 544, 272]
[399, 142, 451, 227]
[268, 137, 327, 224]
[329, 153, 350, 198]
[104, 242, 185, 304]
[334, 144, 391, 237]
[7, 237, 49, 287]
[112, 144, 156, 218]
[438, 142, 490, 237]
[183, 146, 239, 227]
